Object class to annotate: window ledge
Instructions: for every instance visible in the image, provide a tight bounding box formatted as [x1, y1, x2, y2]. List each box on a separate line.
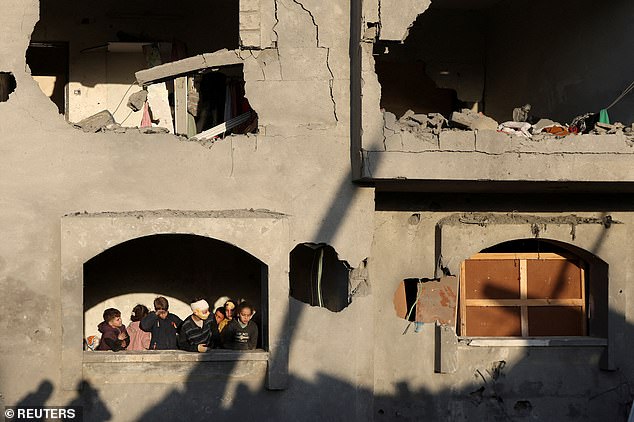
[459, 337, 607, 347]
[83, 349, 269, 363]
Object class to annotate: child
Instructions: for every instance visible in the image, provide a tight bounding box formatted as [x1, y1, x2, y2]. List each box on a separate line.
[96, 308, 129, 352]
[178, 298, 221, 352]
[224, 300, 237, 322]
[222, 302, 258, 350]
[127, 304, 151, 351]
[140, 296, 182, 350]
[214, 307, 227, 332]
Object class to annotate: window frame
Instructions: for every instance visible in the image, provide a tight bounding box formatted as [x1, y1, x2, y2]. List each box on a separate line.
[459, 252, 587, 338]
[61, 212, 290, 391]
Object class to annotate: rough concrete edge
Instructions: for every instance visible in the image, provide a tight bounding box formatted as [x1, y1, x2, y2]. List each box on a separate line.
[62, 209, 289, 219]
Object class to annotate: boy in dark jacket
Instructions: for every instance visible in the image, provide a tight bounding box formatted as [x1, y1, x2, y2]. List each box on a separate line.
[96, 308, 129, 352]
[222, 302, 258, 350]
[178, 298, 221, 352]
[141, 296, 182, 350]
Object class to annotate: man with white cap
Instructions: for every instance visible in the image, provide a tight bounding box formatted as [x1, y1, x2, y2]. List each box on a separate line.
[178, 297, 221, 352]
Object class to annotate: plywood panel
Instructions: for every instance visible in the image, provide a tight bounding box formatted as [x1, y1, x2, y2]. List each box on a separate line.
[415, 276, 458, 327]
[393, 281, 408, 320]
[466, 306, 521, 336]
[526, 259, 582, 299]
[464, 259, 520, 299]
[528, 306, 584, 336]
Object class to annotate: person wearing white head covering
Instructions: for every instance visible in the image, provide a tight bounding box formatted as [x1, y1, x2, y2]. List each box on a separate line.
[178, 298, 220, 352]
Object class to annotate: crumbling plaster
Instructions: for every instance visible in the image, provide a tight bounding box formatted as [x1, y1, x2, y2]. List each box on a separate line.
[0, 0, 374, 413]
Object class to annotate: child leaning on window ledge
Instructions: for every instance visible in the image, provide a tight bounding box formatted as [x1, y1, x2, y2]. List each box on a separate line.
[141, 296, 183, 350]
[127, 304, 151, 351]
[221, 302, 258, 350]
[96, 308, 129, 352]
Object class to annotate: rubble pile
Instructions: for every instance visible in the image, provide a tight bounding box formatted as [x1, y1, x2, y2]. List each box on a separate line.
[385, 110, 448, 135]
[387, 103, 634, 142]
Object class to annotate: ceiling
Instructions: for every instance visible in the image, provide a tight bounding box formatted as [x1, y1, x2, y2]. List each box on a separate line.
[430, 0, 504, 10]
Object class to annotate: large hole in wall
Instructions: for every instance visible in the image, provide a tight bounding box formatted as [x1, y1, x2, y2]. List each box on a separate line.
[375, 0, 634, 132]
[28, 0, 257, 137]
[0, 72, 17, 102]
[83, 234, 267, 349]
[289, 243, 351, 312]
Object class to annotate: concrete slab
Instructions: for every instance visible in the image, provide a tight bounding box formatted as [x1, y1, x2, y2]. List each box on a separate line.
[440, 130, 476, 151]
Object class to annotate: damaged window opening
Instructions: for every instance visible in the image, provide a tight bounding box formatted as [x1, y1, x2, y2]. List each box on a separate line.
[83, 234, 268, 352]
[28, 0, 257, 138]
[0, 72, 17, 102]
[26, 42, 68, 115]
[373, 0, 634, 140]
[393, 276, 458, 327]
[289, 244, 351, 312]
[458, 239, 608, 338]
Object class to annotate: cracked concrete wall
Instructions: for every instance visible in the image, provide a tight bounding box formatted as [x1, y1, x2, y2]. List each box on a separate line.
[372, 207, 634, 420]
[0, 0, 375, 418]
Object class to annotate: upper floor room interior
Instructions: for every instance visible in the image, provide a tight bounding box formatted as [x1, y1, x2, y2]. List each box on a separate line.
[7, 0, 634, 186]
[26, 0, 257, 139]
[359, 0, 634, 184]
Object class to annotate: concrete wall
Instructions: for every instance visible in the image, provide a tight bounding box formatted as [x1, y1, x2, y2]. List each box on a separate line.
[371, 201, 633, 420]
[0, 0, 375, 418]
[2, 0, 634, 420]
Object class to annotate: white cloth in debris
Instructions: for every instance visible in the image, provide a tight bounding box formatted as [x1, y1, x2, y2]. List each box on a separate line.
[498, 121, 532, 138]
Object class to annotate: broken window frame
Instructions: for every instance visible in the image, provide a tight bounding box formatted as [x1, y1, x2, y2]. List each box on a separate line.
[459, 252, 588, 338]
[135, 48, 255, 139]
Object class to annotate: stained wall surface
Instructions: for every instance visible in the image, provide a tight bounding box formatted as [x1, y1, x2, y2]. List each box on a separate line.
[1, 0, 634, 420]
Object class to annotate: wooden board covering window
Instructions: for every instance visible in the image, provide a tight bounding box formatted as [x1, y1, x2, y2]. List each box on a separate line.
[460, 253, 586, 337]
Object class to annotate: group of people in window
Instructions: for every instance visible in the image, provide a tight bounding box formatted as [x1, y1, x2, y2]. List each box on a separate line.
[93, 296, 258, 352]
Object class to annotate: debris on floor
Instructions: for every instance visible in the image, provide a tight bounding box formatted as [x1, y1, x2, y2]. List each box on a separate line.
[385, 110, 447, 136]
[73, 110, 115, 133]
[450, 109, 498, 131]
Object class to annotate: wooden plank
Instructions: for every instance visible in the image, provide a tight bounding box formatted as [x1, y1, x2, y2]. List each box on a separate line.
[464, 299, 584, 307]
[136, 49, 243, 85]
[174, 76, 188, 135]
[460, 262, 467, 336]
[581, 266, 587, 335]
[520, 259, 528, 337]
[191, 111, 253, 141]
[469, 252, 570, 260]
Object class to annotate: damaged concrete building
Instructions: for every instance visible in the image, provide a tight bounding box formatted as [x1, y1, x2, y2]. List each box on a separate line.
[2, 0, 634, 420]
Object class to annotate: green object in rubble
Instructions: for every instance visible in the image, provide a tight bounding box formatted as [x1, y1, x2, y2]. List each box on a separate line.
[599, 109, 610, 124]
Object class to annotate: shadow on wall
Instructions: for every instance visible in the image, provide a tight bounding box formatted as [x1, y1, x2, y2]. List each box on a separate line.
[15, 305, 634, 421]
[11, 1, 634, 420]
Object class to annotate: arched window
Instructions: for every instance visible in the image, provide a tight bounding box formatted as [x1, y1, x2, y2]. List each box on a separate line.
[83, 233, 267, 349]
[459, 239, 607, 338]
